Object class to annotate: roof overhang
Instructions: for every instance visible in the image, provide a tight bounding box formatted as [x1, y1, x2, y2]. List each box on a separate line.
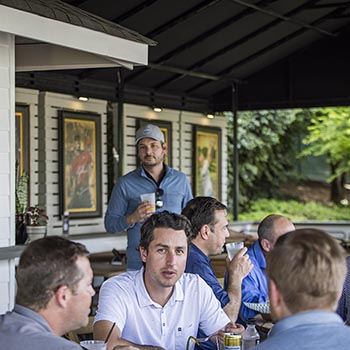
[0, 4, 150, 72]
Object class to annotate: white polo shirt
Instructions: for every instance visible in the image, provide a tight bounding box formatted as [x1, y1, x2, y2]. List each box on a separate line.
[95, 268, 230, 350]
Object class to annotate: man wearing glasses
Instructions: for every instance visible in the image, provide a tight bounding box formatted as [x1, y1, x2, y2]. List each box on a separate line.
[105, 124, 193, 270]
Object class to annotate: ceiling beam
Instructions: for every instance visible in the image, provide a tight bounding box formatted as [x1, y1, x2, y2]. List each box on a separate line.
[154, 0, 320, 90]
[125, 0, 270, 83]
[229, 0, 336, 37]
[149, 63, 243, 83]
[186, 7, 342, 95]
[145, 0, 223, 38]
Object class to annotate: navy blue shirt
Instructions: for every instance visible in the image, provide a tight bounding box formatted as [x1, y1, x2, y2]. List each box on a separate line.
[336, 255, 350, 322]
[186, 244, 230, 350]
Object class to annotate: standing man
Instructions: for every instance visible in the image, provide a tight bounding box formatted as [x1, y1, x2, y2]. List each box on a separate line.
[237, 214, 295, 325]
[105, 124, 192, 270]
[255, 229, 350, 350]
[182, 197, 253, 350]
[0, 236, 95, 350]
[94, 211, 232, 350]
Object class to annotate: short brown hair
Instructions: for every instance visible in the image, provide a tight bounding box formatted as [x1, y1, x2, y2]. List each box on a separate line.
[182, 196, 227, 237]
[16, 236, 89, 311]
[140, 211, 193, 251]
[266, 228, 346, 313]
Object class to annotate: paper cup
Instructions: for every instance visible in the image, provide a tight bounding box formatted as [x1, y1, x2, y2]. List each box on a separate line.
[140, 193, 156, 214]
[80, 340, 107, 350]
[226, 241, 244, 260]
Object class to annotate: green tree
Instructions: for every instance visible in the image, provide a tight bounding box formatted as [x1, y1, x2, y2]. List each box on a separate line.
[227, 109, 305, 212]
[300, 107, 350, 203]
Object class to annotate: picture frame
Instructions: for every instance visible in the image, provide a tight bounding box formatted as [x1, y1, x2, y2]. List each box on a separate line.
[15, 105, 30, 175]
[137, 119, 172, 167]
[59, 110, 102, 218]
[193, 125, 222, 200]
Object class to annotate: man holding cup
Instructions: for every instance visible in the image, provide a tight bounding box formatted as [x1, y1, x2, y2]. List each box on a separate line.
[105, 124, 192, 270]
[182, 197, 253, 350]
[236, 214, 295, 325]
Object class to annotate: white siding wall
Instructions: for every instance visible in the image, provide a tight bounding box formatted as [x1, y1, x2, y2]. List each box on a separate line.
[123, 104, 228, 205]
[39, 92, 108, 235]
[0, 31, 16, 313]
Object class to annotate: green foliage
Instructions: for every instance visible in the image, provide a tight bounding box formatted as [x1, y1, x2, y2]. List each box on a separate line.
[226, 109, 308, 211]
[238, 198, 350, 222]
[300, 107, 350, 181]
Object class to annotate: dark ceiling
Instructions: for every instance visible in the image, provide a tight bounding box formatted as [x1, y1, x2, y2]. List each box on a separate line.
[16, 0, 350, 113]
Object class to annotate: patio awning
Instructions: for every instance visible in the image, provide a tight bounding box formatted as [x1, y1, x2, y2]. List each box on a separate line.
[0, 0, 156, 71]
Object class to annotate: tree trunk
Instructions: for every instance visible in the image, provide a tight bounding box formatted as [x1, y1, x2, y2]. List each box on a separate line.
[330, 162, 343, 204]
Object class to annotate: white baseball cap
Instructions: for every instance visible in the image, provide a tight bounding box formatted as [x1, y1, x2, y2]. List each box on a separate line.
[135, 124, 165, 144]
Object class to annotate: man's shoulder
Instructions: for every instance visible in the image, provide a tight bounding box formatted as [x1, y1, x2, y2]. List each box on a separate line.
[186, 247, 210, 273]
[166, 166, 187, 178]
[0, 310, 80, 350]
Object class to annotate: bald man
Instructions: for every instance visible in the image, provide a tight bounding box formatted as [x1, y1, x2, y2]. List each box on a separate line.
[234, 214, 295, 325]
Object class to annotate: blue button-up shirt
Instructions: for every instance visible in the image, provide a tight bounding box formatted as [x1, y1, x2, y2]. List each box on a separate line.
[254, 311, 350, 350]
[235, 240, 269, 325]
[185, 244, 230, 350]
[105, 165, 193, 270]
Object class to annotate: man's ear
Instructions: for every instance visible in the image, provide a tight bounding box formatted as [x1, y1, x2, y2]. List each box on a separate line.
[261, 238, 271, 252]
[162, 143, 168, 155]
[140, 246, 147, 263]
[199, 225, 210, 240]
[54, 285, 71, 308]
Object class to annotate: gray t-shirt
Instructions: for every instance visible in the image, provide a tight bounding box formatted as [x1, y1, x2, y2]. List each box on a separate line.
[0, 304, 81, 350]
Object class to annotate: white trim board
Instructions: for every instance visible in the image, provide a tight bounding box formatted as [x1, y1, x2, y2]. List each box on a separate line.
[0, 5, 148, 69]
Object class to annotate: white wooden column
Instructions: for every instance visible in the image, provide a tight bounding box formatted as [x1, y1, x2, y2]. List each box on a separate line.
[0, 31, 16, 313]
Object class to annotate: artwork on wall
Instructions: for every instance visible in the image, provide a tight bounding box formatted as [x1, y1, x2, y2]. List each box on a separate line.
[15, 105, 30, 175]
[193, 125, 221, 200]
[137, 119, 172, 167]
[59, 110, 102, 218]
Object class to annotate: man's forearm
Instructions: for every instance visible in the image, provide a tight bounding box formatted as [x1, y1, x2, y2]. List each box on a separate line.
[224, 274, 243, 322]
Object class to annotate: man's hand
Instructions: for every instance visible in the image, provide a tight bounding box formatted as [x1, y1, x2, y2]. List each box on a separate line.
[227, 247, 253, 280]
[126, 202, 153, 226]
[216, 323, 245, 346]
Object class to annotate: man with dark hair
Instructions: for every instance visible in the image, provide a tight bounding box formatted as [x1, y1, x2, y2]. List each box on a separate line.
[183, 196, 252, 350]
[255, 229, 350, 350]
[237, 214, 295, 324]
[94, 211, 232, 350]
[0, 236, 95, 350]
[105, 124, 192, 270]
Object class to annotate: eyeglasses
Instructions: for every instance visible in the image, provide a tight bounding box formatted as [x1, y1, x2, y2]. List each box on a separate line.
[156, 188, 164, 209]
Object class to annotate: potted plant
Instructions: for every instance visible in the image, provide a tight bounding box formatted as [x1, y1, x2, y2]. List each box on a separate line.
[25, 205, 49, 241]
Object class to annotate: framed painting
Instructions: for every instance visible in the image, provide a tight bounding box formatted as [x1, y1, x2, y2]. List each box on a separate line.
[15, 105, 30, 175]
[59, 110, 102, 218]
[193, 125, 222, 200]
[137, 119, 172, 167]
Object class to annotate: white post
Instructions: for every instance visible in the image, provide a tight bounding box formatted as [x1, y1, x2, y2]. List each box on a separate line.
[0, 31, 16, 312]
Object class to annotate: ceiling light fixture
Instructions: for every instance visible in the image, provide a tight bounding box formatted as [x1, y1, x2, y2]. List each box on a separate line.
[78, 96, 89, 102]
[153, 106, 162, 113]
[207, 113, 215, 119]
